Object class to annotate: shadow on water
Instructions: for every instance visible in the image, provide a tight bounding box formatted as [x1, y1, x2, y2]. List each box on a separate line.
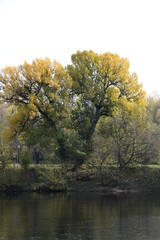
[0, 192, 160, 240]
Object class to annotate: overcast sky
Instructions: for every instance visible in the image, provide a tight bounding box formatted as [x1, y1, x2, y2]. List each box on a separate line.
[0, 0, 160, 96]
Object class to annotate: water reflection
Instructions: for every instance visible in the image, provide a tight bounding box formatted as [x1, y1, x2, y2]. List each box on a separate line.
[0, 192, 160, 240]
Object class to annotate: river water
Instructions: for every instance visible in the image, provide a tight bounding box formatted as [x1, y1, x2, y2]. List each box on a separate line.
[0, 192, 160, 240]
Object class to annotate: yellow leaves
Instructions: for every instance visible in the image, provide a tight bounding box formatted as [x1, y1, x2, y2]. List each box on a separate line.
[22, 61, 32, 80]
[99, 53, 130, 84]
[20, 59, 72, 92]
[68, 50, 147, 128]
[28, 94, 38, 119]
[106, 86, 119, 102]
[0, 50, 147, 150]
[4, 106, 29, 141]
[0, 57, 72, 102]
[31, 58, 52, 84]
[53, 60, 72, 90]
[113, 96, 147, 127]
[0, 57, 74, 141]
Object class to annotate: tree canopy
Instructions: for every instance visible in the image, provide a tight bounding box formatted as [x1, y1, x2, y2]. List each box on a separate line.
[0, 50, 147, 168]
[68, 50, 146, 137]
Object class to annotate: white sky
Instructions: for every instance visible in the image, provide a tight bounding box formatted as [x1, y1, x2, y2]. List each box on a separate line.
[0, 0, 160, 96]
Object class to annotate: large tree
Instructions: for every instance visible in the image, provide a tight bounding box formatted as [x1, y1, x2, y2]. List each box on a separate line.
[0, 58, 72, 161]
[67, 50, 146, 168]
[0, 51, 146, 169]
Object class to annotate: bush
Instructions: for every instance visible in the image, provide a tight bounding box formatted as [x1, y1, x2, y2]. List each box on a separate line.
[20, 151, 32, 172]
[30, 166, 67, 191]
[0, 168, 21, 191]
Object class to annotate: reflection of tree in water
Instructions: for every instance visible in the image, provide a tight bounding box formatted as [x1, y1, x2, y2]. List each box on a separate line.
[1, 193, 160, 240]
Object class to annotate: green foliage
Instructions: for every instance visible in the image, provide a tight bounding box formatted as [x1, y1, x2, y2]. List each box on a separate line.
[0, 165, 67, 192]
[0, 104, 12, 171]
[68, 50, 146, 167]
[0, 168, 21, 191]
[0, 144, 10, 172]
[0, 59, 72, 162]
[96, 103, 158, 172]
[0, 50, 147, 170]
[30, 165, 67, 191]
[147, 96, 160, 124]
[20, 150, 32, 172]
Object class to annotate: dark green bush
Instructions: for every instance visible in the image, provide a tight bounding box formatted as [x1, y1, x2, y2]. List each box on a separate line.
[20, 151, 32, 172]
[0, 168, 21, 191]
[30, 166, 67, 191]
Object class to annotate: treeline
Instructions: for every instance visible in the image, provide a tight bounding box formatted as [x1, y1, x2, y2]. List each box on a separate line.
[0, 50, 160, 173]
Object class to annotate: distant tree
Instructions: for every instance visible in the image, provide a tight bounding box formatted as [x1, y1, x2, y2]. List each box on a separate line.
[147, 96, 160, 124]
[0, 104, 11, 171]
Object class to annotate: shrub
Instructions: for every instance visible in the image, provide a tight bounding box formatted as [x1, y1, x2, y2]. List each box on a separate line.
[0, 168, 21, 191]
[30, 166, 67, 191]
[20, 151, 32, 172]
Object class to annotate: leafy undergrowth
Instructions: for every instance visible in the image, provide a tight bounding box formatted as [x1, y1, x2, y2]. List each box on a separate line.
[66, 165, 160, 192]
[0, 165, 67, 192]
[1, 164, 160, 192]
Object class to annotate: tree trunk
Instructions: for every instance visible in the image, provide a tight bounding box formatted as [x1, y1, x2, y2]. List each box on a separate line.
[58, 138, 67, 162]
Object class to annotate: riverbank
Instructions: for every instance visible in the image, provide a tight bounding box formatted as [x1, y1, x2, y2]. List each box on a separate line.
[0, 165, 160, 192]
[67, 165, 160, 192]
